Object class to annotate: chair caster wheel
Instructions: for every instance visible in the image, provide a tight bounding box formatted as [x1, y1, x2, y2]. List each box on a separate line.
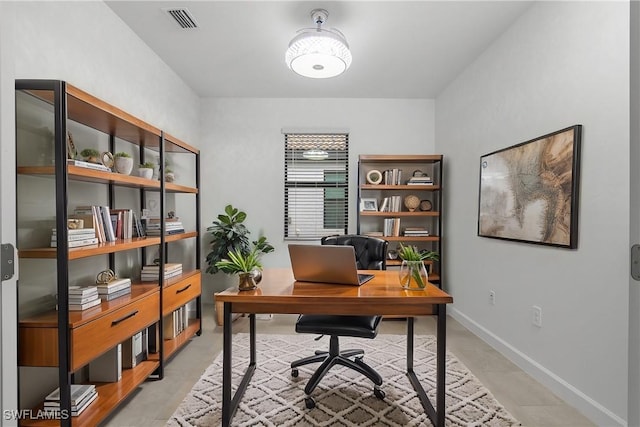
[291, 369, 299, 378]
[304, 397, 316, 409]
[374, 388, 385, 400]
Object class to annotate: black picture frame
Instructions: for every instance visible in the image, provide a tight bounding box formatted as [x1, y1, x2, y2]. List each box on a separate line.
[477, 125, 582, 249]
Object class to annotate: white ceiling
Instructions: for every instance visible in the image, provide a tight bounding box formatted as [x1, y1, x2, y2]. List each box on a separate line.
[106, 1, 533, 99]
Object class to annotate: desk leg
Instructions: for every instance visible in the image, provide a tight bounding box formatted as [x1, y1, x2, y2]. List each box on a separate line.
[436, 304, 446, 427]
[406, 307, 446, 427]
[221, 304, 257, 427]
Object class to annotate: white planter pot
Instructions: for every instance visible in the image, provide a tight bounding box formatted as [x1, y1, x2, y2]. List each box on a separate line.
[114, 156, 133, 175]
[138, 168, 153, 179]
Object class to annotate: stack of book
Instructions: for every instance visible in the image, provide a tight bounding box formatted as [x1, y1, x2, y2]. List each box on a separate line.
[403, 227, 430, 237]
[73, 206, 145, 243]
[67, 286, 101, 311]
[407, 175, 433, 185]
[144, 218, 185, 236]
[140, 263, 182, 282]
[383, 218, 401, 237]
[50, 228, 98, 248]
[379, 195, 402, 212]
[44, 384, 97, 417]
[163, 305, 189, 339]
[96, 277, 131, 301]
[383, 168, 403, 185]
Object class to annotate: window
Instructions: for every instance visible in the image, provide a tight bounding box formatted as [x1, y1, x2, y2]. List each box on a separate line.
[284, 133, 348, 240]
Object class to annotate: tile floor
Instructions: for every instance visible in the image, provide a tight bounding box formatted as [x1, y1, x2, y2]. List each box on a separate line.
[102, 305, 595, 427]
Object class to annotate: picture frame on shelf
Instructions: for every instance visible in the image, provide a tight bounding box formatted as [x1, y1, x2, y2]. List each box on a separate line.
[360, 198, 378, 212]
[478, 125, 582, 249]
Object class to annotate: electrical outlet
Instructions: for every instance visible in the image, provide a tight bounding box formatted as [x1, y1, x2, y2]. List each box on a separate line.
[532, 305, 542, 327]
[489, 290, 496, 305]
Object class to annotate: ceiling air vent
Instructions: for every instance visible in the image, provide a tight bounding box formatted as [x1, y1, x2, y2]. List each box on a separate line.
[163, 7, 199, 29]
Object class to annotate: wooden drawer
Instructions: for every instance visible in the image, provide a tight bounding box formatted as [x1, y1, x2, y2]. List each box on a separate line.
[163, 272, 201, 315]
[70, 291, 159, 371]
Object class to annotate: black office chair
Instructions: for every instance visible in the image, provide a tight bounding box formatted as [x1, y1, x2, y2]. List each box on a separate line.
[290, 234, 388, 409]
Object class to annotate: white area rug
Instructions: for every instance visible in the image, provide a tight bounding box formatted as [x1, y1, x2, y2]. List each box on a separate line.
[168, 334, 520, 426]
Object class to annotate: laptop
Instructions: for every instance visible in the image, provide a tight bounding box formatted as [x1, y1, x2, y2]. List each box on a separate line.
[288, 244, 375, 286]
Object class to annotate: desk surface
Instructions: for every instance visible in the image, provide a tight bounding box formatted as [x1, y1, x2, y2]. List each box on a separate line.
[215, 268, 453, 316]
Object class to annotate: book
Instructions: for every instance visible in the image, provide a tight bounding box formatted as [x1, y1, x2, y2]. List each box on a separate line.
[122, 331, 145, 369]
[68, 286, 98, 297]
[68, 294, 100, 305]
[100, 206, 116, 241]
[44, 390, 98, 416]
[51, 228, 96, 236]
[89, 344, 122, 382]
[67, 158, 112, 172]
[44, 384, 95, 405]
[141, 263, 182, 273]
[68, 297, 101, 311]
[100, 287, 131, 301]
[96, 278, 131, 293]
[50, 237, 99, 248]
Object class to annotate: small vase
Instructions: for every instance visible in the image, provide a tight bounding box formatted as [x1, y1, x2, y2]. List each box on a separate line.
[399, 260, 428, 290]
[114, 157, 133, 175]
[238, 272, 257, 291]
[138, 168, 153, 179]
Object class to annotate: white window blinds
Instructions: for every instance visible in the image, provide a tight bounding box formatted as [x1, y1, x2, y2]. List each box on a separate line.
[284, 133, 349, 240]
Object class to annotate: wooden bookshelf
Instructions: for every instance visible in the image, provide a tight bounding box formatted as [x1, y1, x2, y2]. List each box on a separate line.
[15, 80, 202, 426]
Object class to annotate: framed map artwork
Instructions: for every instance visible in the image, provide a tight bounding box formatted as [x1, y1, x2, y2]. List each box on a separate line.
[478, 125, 582, 249]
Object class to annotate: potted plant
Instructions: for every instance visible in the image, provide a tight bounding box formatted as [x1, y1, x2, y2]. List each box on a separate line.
[80, 148, 101, 164]
[138, 161, 154, 179]
[114, 152, 133, 175]
[214, 238, 272, 290]
[397, 244, 439, 290]
[206, 205, 273, 275]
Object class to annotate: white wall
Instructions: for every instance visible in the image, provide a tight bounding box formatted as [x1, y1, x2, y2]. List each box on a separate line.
[435, 2, 629, 425]
[13, 1, 199, 143]
[629, 3, 640, 426]
[199, 98, 435, 300]
[0, 2, 18, 424]
[1, 0, 201, 411]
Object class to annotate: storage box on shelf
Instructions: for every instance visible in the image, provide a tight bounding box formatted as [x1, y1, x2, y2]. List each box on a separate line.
[357, 154, 443, 285]
[15, 80, 201, 426]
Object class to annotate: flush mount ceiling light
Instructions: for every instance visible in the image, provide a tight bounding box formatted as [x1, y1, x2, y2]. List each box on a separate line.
[285, 8, 352, 79]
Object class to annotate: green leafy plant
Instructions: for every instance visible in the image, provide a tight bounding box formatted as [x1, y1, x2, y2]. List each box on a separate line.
[114, 152, 131, 158]
[140, 161, 154, 169]
[398, 243, 439, 262]
[80, 148, 100, 158]
[215, 241, 267, 274]
[206, 205, 274, 274]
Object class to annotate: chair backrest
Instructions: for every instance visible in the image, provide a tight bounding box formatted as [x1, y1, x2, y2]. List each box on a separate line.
[320, 235, 388, 270]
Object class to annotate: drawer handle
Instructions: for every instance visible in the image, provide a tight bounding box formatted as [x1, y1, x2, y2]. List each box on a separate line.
[176, 284, 192, 294]
[111, 310, 139, 326]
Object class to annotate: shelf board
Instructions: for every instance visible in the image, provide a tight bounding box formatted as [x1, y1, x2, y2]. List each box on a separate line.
[360, 211, 439, 217]
[18, 166, 198, 193]
[382, 236, 440, 242]
[18, 232, 198, 260]
[19, 237, 162, 260]
[360, 184, 440, 191]
[18, 359, 160, 427]
[359, 154, 443, 163]
[163, 319, 201, 361]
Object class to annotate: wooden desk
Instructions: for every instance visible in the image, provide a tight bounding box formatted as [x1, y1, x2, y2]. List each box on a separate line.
[215, 268, 453, 427]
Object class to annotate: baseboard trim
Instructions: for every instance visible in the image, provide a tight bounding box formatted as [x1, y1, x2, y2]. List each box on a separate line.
[449, 307, 627, 427]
